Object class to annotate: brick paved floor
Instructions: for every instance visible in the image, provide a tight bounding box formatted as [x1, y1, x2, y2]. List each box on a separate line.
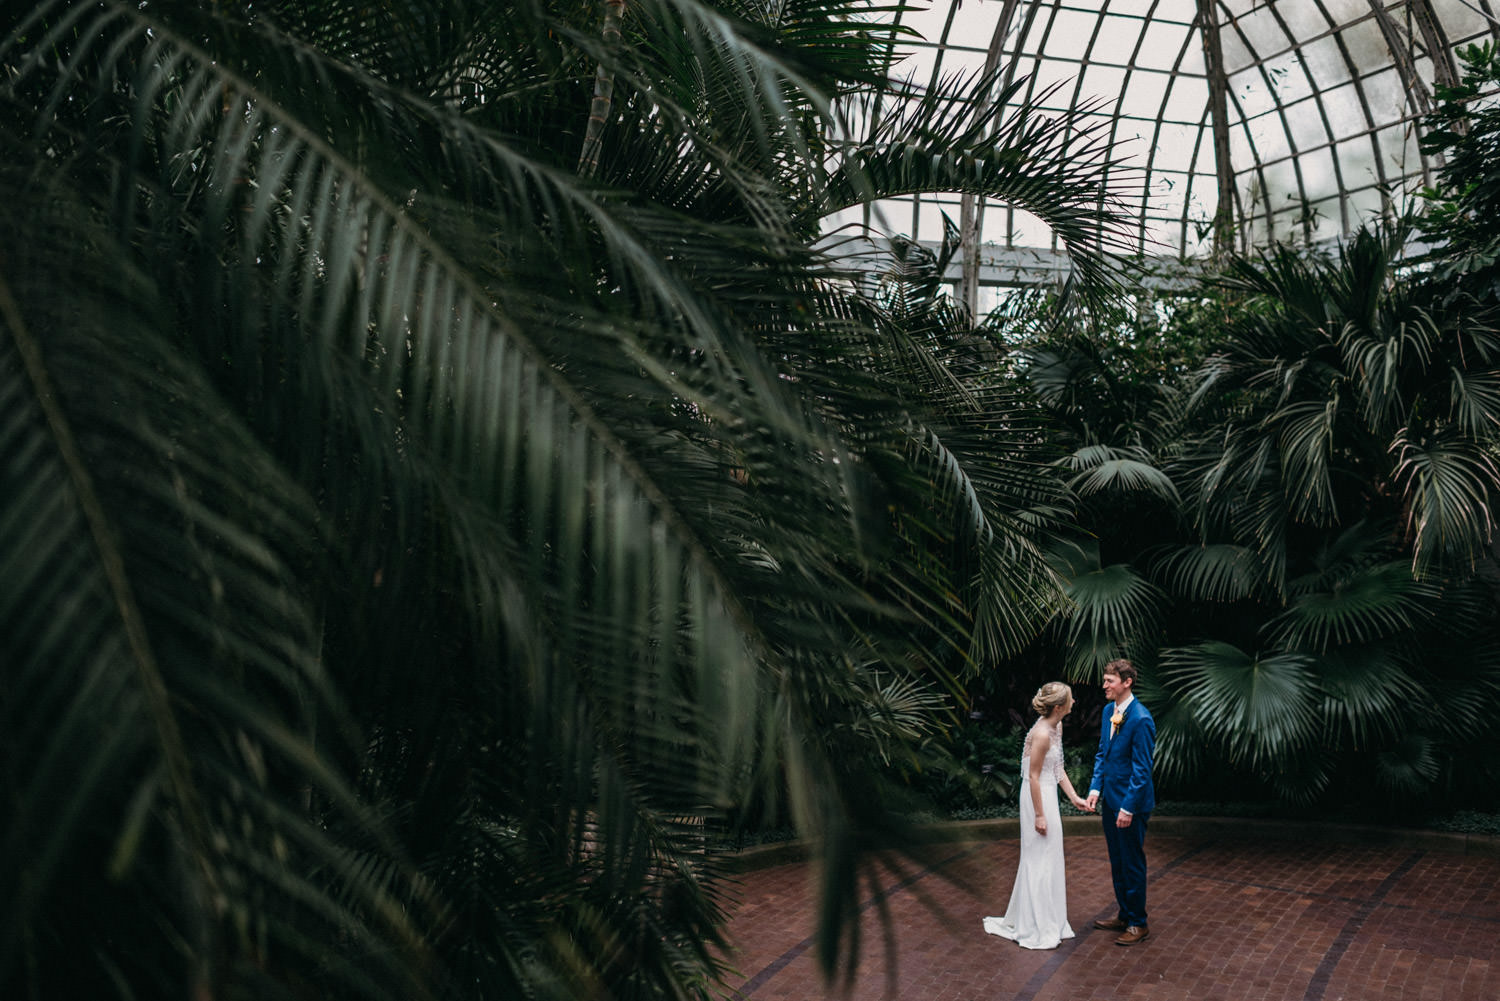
[720, 831, 1500, 1000]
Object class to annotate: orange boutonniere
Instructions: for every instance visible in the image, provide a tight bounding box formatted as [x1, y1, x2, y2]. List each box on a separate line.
[1110, 710, 1125, 736]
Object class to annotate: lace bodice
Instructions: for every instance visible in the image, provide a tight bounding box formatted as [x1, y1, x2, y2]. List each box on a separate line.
[1020, 721, 1064, 784]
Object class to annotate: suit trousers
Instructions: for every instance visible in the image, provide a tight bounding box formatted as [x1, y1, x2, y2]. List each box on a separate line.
[1100, 800, 1149, 927]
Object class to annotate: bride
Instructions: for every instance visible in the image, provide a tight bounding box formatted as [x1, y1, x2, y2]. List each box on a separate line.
[983, 682, 1088, 949]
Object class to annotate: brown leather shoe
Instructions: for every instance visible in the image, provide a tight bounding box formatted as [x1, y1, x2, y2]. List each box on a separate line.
[1093, 917, 1127, 931]
[1115, 925, 1150, 946]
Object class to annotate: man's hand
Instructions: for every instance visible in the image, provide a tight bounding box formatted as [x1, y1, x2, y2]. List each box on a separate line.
[1085, 791, 1099, 813]
[1115, 810, 1133, 829]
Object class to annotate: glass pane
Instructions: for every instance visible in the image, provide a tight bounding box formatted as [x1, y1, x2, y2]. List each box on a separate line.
[1344, 183, 1387, 224]
[1295, 147, 1339, 204]
[1299, 33, 1354, 93]
[1237, 2, 1295, 56]
[1162, 76, 1208, 124]
[1081, 63, 1128, 103]
[1321, 82, 1372, 140]
[1263, 50, 1316, 105]
[1136, 18, 1191, 72]
[1245, 110, 1292, 163]
[1444, 4, 1493, 45]
[1310, 196, 1344, 241]
[866, 198, 917, 239]
[915, 197, 954, 243]
[1123, 69, 1169, 116]
[1336, 135, 1384, 189]
[902, 6, 960, 46]
[1183, 222, 1214, 258]
[1010, 207, 1054, 248]
[1339, 17, 1391, 75]
[1183, 182, 1219, 233]
[1375, 124, 1422, 178]
[1175, 36, 1207, 76]
[1152, 218, 1185, 255]
[1245, 207, 1274, 246]
[1106, 0, 1195, 20]
[1412, 54, 1437, 94]
[1093, 13, 1149, 65]
[821, 205, 866, 235]
[1228, 121, 1256, 166]
[1221, 26, 1256, 76]
[1223, 0, 1264, 19]
[1321, 0, 1375, 21]
[1284, 96, 1332, 151]
[941, 4, 1007, 47]
[1153, 122, 1202, 172]
[1045, 8, 1105, 61]
[1029, 57, 1081, 96]
[1232, 70, 1282, 120]
[1255, 157, 1303, 209]
[1278, 0, 1336, 43]
[1360, 69, 1413, 124]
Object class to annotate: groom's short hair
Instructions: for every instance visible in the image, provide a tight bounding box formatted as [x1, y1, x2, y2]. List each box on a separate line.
[1104, 658, 1137, 686]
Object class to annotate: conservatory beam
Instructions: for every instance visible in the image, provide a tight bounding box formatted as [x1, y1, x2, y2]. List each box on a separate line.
[959, 0, 1022, 323]
[1411, 0, 1460, 91]
[1366, 0, 1435, 117]
[1197, 0, 1237, 260]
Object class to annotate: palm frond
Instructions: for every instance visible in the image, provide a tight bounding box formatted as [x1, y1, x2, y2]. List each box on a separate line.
[823, 67, 1138, 295]
[1371, 733, 1443, 799]
[1161, 641, 1322, 777]
[1266, 557, 1437, 652]
[1139, 690, 1212, 790]
[2, 0, 1155, 994]
[1390, 426, 1500, 574]
[0, 152, 431, 998]
[1445, 365, 1500, 439]
[1063, 444, 1180, 504]
[1310, 646, 1421, 748]
[1339, 311, 1438, 430]
[1270, 397, 1341, 524]
[1058, 561, 1165, 682]
[1147, 542, 1265, 603]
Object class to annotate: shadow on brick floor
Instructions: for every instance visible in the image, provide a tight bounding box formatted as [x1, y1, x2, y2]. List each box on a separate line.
[720, 820, 1500, 1000]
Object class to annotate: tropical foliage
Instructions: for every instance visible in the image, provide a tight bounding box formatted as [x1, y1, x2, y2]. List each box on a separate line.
[1002, 106, 1500, 808]
[0, 2, 1138, 999]
[1418, 42, 1500, 309]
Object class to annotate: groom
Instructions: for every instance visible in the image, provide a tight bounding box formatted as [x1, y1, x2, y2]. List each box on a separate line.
[1084, 658, 1156, 946]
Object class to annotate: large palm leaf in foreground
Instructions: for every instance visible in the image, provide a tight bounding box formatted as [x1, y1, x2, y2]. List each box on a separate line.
[1, 1, 1132, 998]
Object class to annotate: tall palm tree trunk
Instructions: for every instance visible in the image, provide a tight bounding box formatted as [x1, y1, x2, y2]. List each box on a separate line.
[578, 0, 626, 178]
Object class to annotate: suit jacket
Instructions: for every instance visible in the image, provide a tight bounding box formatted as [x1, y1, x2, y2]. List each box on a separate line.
[1090, 696, 1156, 816]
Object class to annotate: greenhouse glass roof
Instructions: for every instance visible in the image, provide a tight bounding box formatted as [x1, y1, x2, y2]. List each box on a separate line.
[844, 0, 1497, 287]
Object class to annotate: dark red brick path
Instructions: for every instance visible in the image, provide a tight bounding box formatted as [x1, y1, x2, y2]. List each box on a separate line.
[721, 829, 1500, 1000]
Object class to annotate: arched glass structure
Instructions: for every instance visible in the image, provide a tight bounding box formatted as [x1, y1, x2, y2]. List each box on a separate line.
[844, 0, 1497, 290]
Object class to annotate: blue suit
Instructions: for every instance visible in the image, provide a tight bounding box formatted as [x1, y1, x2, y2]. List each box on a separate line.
[1089, 697, 1156, 927]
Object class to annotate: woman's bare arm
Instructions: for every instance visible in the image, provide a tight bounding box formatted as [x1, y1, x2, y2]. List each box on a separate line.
[1028, 726, 1050, 835]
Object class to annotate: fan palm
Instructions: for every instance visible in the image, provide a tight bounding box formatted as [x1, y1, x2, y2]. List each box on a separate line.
[1001, 208, 1500, 807]
[1, 1, 1134, 998]
[1151, 223, 1500, 802]
[1182, 220, 1500, 578]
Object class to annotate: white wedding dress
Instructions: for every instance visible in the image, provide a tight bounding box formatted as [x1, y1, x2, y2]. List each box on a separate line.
[983, 721, 1074, 949]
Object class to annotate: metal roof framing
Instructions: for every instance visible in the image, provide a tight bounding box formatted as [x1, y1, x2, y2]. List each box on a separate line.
[849, 0, 1491, 293]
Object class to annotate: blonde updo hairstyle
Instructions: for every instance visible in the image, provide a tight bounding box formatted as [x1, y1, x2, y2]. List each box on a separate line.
[1031, 681, 1072, 718]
